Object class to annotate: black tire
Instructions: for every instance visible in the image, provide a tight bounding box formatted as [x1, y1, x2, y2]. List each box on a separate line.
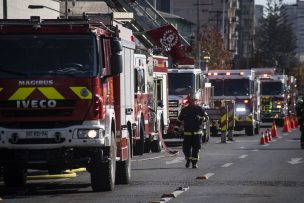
[201, 133, 206, 143]
[254, 123, 260, 135]
[116, 135, 131, 184]
[90, 132, 116, 192]
[151, 137, 161, 153]
[134, 119, 145, 155]
[245, 126, 254, 136]
[3, 166, 27, 187]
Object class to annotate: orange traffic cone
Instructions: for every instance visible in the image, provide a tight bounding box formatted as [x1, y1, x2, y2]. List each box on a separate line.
[264, 132, 269, 143]
[282, 117, 291, 133]
[294, 115, 299, 128]
[260, 132, 266, 145]
[271, 120, 278, 138]
[289, 116, 294, 129]
[267, 129, 272, 141]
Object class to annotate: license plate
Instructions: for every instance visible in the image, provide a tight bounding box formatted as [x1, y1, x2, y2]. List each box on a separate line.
[26, 131, 48, 138]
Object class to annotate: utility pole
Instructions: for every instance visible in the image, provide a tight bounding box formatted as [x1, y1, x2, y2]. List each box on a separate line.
[3, 0, 7, 19]
[65, 0, 68, 19]
[196, 0, 201, 68]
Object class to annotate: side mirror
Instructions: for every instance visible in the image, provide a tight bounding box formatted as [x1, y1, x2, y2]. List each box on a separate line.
[110, 38, 123, 75]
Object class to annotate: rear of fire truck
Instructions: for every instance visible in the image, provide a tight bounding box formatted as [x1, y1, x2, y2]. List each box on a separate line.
[207, 70, 260, 136]
[0, 16, 131, 192]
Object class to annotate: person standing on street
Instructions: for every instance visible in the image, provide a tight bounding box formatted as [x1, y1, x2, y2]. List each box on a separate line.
[175, 93, 208, 168]
[296, 96, 304, 149]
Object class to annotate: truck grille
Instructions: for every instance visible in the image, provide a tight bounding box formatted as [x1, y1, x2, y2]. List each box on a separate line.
[9, 138, 66, 145]
[0, 121, 82, 129]
[1, 109, 73, 117]
[169, 110, 179, 118]
[169, 100, 179, 107]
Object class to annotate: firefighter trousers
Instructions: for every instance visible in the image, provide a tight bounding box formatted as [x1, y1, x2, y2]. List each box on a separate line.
[183, 133, 201, 165]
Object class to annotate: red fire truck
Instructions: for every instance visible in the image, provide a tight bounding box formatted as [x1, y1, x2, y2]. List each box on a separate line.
[254, 68, 298, 126]
[206, 69, 261, 136]
[133, 54, 169, 154]
[0, 15, 134, 191]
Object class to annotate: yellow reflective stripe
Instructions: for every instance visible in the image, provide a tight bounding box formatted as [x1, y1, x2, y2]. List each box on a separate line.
[0, 88, 3, 92]
[184, 131, 203, 135]
[190, 157, 199, 160]
[38, 87, 64, 100]
[70, 87, 92, 99]
[220, 114, 227, 123]
[9, 87, 35, 100]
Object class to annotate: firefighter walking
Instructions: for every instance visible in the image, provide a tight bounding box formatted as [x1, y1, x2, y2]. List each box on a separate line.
[296, 96, 304, 149]
[175, 94, 208, 168]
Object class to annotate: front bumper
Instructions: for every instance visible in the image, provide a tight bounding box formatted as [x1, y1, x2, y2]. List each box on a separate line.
[0, 121, 108, 150]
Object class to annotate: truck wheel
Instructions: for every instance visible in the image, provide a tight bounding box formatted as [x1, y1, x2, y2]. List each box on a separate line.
[90, 132, 116, 192]
[245, 126, 254, 136]
[151, 137, 161, 153]
[134, 120, 145, 155]
[116, 135, 131, 184]
[254, 124, 260, 135]
[3, 166, 27, 187]
[151, 117, 164, 153]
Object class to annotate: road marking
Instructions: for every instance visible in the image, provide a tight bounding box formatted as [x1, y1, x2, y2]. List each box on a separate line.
[287, 158, 303, 165]
[239, 154, 248, 159]
[262, 144, 270, 146]
[252, 149, 259, 152]
[150, 186, 189, 203]
[133, 154, 177, 162]
[221, 163, 233, 167]
[166, 157, 184, 165]
[240, 146, 245, 149]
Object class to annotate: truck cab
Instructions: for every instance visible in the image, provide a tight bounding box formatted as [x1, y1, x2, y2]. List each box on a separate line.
[166, 65, 210, 141]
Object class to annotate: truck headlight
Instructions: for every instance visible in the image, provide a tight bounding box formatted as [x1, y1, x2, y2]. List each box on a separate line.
[236, 107, 246, 112]
[77, 129, 99, 139]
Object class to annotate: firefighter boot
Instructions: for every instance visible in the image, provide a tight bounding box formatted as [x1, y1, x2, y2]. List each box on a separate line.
[185, 159, 191, 168]
[192, 160, 198, 168]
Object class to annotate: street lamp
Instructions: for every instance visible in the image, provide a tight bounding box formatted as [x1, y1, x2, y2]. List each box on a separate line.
[28, 1, 68, 19]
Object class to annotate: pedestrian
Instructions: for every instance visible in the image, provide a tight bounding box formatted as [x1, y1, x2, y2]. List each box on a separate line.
[296, 96, 304, 149]
[175, 93, 208, 168]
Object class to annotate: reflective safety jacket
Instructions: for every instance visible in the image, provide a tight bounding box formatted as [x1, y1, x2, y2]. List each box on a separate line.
[177, 105, 207, 132]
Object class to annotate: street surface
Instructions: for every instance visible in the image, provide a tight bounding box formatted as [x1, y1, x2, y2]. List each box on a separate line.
[0, 126, 303, 203]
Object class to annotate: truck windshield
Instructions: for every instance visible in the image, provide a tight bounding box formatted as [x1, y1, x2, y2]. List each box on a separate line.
[261, 82, 283, 95]
[209, 79, 223, 96]
[168, 73, 195, 95]
[0, 35, 97, 78]
[224, 79, 250, 96]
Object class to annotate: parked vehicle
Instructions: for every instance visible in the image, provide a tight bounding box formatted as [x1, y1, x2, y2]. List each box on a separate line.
[206, 69, 261, 136]
[0, 14, 134, 191]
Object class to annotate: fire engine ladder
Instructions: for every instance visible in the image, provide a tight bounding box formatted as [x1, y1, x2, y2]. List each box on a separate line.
[103, 0, 189, 49]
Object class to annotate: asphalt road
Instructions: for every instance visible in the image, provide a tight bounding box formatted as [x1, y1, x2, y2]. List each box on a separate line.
[0, 126, 303, 203]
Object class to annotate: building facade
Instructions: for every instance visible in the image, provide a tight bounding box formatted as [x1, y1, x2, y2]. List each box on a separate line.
[285, 0, 304, 62]
[1, 0, 60, 19]
[168, 0, 239, 59]
[237, 0, 255, 69]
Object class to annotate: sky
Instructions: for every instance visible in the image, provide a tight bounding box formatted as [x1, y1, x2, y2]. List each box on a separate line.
[255, 0, 297, 6]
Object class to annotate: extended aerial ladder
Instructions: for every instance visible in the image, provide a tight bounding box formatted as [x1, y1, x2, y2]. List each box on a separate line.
[103, 0, 194, 65]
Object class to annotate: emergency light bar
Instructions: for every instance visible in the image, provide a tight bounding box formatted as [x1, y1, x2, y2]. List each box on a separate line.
[207, 72, 245, 76]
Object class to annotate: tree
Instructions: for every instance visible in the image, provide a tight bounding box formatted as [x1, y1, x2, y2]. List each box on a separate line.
[254, 0, 297, 73]
[199, 26, 232, 70]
